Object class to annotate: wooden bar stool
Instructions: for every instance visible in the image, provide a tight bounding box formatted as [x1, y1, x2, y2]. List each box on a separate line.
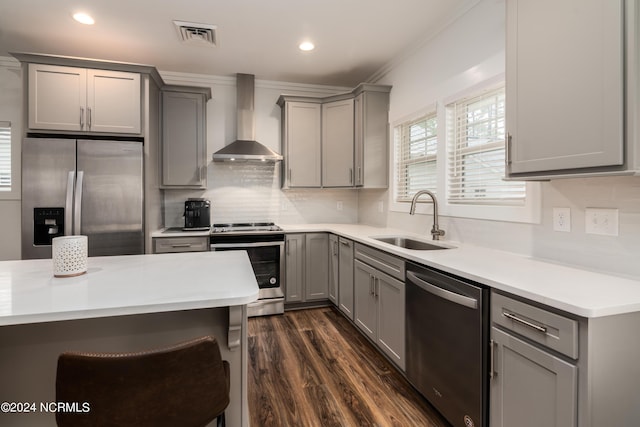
[55, 335, 230, 427]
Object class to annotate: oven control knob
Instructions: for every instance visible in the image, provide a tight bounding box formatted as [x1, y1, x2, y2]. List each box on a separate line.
[269, 277, 277, 285]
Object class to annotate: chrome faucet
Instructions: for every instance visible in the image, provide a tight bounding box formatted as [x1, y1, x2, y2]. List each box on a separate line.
[409, 190, 445, 240]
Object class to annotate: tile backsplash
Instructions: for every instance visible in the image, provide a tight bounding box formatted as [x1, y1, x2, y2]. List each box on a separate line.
[163, 162, 358, 227]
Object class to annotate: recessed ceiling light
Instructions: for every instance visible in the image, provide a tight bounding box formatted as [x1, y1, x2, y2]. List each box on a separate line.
[73, 12, 95, 25]
[299, 41, 315, 52]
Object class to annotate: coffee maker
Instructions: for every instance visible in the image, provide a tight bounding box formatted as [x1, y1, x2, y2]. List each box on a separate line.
[183, 198, 211, 230]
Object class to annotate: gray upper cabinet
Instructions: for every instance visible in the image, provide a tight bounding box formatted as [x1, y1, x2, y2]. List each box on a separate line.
[278, 84, 391, 189]
[160, 86, 210, 189]
[506, 0, 638, 179]
[279, 99, 322, 188]
[322, 99, 355, 187]
[28, 63, 141, 134]
[354, 86, 390, 188]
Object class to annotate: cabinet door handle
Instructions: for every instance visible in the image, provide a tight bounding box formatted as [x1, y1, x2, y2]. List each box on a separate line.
[369, 275, 374, 295]
[87, 107, 92, 129]
[503, 311, 548, 334]
[333, 241, 338, 256]
[505, 133, 512, 166]
[357, 167, 362, 184]
[171, 243, 193, 248]
[340, 240, 350, 247]
[349, 168, 353, 184]
[489, 339, 496, 379]
[374, 277, 379, 297]
[80, 107, 84, 129]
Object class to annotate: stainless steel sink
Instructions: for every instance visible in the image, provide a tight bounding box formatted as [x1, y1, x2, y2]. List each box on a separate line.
[372, 236, 455, 250]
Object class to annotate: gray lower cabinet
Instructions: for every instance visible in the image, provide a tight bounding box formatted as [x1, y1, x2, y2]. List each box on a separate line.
[338, 237, 354, 320]
[354, 247, 405, 370]
[285, 233, 329, 303]
[285, 234, 305, 302]
[152, 236, 209, 254]
[160, 86, 211, 189]
[304, 233, 329, 300]
[490, 326, 577, 427]
[491, 291, 578, 427]
[490, 290, 640, 427]
[328, 234, 339, 305]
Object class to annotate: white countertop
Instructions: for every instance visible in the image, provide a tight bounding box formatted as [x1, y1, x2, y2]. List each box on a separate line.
[0, 251, 259, 327]
[282, 223, 640, 318]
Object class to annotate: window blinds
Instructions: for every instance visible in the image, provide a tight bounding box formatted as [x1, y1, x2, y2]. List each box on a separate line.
[395, 113, 437, 202]
[447, 88, 525, 205]
[0, 122, 10, 190]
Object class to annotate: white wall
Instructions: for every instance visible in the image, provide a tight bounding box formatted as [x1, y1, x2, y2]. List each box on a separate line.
[160, 72, 359, 227]
[0, 57, 22, 260]
[365, 0, 640, 278]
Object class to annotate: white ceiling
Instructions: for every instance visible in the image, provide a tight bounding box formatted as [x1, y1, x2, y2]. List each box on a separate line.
[0, 0, 478, 86]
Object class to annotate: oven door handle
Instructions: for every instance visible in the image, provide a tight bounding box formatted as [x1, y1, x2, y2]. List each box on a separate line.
[407, 271, 478, 309]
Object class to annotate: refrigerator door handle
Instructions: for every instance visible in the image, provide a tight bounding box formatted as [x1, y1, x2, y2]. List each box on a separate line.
[65, 171, 75, 236]
[74, 171, 84, 235]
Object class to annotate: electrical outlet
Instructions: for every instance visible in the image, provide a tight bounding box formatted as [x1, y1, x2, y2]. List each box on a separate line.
[377, 201, 384, 213]
[337, 201, 343, 211]
[585, 208, 619, 236]
[553, 207, 571, 232]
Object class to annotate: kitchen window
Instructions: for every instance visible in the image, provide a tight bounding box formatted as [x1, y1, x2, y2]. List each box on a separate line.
[394, 111, 437, 202]
[391, 78, 540, 224]
[0, 122, 11, 191]
[446, 86, 525, 206]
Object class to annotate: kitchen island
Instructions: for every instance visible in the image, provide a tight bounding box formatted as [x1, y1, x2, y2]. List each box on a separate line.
[0, 251, 258, 427]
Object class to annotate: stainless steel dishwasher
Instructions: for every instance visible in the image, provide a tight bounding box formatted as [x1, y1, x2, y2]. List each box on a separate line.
[406, 261, 489, 427]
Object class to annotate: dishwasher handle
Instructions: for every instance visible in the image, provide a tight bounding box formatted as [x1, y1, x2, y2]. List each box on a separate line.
[407, 271, 478, 309]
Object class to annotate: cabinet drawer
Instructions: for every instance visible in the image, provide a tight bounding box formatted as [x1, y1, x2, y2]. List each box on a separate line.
[492, 292, 578, 359]
[153, 237, 209, 253]
[354, 243, 405, 281]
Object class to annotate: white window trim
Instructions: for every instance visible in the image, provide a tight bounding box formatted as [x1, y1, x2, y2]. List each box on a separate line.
[390, 105, 437, 214]
[0, 120, 19, 201]
[390, 75, 541, 224]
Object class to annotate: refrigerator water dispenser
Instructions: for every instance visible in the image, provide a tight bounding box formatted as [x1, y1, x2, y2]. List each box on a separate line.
[33, 207, 64, 245]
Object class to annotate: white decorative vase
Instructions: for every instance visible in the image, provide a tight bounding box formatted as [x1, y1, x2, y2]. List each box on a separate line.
[52, 235, 88, 278]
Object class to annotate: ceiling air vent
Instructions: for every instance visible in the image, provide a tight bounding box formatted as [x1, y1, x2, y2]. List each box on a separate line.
[173, 20, 217, 47]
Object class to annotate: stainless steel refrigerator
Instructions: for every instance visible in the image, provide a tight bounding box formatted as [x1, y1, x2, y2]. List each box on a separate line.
[22, 137, 144, 259]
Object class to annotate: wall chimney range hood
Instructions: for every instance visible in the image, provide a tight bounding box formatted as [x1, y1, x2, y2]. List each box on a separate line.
[212, 73, 283, 162]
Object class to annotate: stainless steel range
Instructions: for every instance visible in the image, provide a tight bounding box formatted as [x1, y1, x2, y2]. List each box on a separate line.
[210, 222, 284, 317]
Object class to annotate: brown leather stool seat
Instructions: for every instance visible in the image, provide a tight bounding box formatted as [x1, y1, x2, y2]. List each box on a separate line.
[55, 335, 230, 427]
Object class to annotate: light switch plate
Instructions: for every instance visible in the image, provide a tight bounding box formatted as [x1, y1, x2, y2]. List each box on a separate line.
[553, 207, 571, 232]
[585, 208, 619, 236]
[337, 201, 343, 211]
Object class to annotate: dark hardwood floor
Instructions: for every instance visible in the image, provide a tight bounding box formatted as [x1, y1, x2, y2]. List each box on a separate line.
[247, 306, 450, 427]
